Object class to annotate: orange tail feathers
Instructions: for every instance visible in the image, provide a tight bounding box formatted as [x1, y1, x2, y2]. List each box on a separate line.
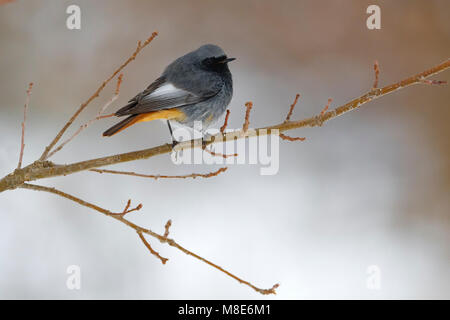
[103, 109, 186, 137]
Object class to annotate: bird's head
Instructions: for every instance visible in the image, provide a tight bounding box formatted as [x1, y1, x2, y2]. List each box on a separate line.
[195, 44, 236, 72]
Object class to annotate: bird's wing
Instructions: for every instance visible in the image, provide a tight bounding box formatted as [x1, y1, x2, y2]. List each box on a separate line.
[115, 76, 217, 116]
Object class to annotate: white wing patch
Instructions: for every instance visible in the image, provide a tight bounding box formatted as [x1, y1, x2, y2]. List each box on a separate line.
[146, 83, 184, 99]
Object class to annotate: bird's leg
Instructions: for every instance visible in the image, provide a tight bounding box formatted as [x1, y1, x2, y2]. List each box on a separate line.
[201, 132, 214, 151]
[167, 120, 178, 149]
[201, 131, 208, 150]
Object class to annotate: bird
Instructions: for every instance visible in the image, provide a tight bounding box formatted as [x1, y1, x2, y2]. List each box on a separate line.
[102, 44, 235, 146]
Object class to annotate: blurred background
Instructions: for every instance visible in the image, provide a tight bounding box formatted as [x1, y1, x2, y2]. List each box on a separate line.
[0, 0, 449, 299]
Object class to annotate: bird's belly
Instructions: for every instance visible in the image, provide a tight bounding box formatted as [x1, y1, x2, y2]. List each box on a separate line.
[176, 88, 231, 130]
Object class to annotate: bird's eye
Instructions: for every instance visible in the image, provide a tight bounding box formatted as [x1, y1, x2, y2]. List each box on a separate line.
[202, 57, 215, 66]
[202, 56, 228, 69]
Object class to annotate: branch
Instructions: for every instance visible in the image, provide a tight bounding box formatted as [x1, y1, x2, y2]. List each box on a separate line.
[46, 74, 124, 159]
[20, 183, 142, 215]
[163, 219, 172, 238]
[284, 93, 300, 123]
[5, 54, 448, 296]
[418, 77, 447, 85]
[116, 199, 143, 216]
[137, 231, 168, 264]
[2, 59, 449, 193]
[315, 98, 333, 127]
[38, 32, 158, 161]
[89, 167, 228, 180]
[19, 182, 277, 294]
[242, 101, 253, 134]
[279, 133, 305, 142]
[220, 109, 231, 134]
[280, 93, 305, 142]
[17, 82, 33, 169]
[373, 60, 380, 89]
[202, 146, 238, 159]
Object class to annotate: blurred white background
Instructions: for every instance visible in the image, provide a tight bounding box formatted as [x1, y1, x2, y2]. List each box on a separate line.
[0, 0, 449, 299]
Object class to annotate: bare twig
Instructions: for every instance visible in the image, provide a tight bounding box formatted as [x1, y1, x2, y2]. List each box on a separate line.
[114, 73, 124, 95]
[122, 199, 131, 214]
[203, 147, 238, 159]
[19, 182, 277, 294]
[220, 109, 231, 134]
[279, 94, 306, 141]
[242, 102, 253, 134]
[17, 82, 33, 169]
[321, 98, 332, 116]
[39, 32, 158, 161]
[97, 73, 124, 116]
[163, 219, 172, 238]
[19, 183, 138, 215]
[90, 167, 228, 180]
[373, 60, 380, 89]
[419, 76, 447, 85]
[284, 93, 300, 123]
[314, 98, 332, 126]
[279, 133, 305, 142]
[113, 199, 143, 216]
[137, 231, 168, 264]
[47, 74, 124, 158]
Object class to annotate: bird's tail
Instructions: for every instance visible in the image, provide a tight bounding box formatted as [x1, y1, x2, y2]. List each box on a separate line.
[102, 114, 139, 137]
[102, 109, 186, 137]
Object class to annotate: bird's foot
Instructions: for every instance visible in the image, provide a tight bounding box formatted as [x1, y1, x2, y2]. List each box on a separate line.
[202, 138, 208, 150]
[171, 140, 179, 149]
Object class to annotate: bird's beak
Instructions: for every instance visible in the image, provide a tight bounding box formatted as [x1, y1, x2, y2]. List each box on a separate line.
[220, 57, 236, 63]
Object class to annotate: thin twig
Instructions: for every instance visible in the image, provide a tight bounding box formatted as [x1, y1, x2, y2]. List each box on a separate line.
[278, 94, 306, 141]
[321, 98, 332, 116]
[17, 82, 33, 169]
[242, 102, 253, 134]
[203, 147, 238, 159]
[279, 133, 305, 142]
[39, 32, 157, 161]
[19, 182, 277, 294]
[315, 98, 332, 126]
[220, 109, 231, 134]
[163, 219, 172, 238]
[19, 183, 141, 215]
[90, 167, 228, 180]
[112, 199, 143, 216]
[373, 60, 380, 89]
[284, 93, 300, 123]
[137, 231, 168, 264]
[2, 59, 449, 193]
[47, 74, 124, 158]
[418, 76, 447, 85]
[122, 199, 131, 213]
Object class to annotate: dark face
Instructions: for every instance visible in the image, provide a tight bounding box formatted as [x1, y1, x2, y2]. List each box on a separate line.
[201, 55, 236, 72]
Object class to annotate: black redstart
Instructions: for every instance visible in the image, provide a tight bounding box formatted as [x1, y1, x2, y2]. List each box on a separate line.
[103, 44, 235, 143]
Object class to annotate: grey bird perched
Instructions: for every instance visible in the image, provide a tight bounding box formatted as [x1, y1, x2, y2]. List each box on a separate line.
[103, 44, 235, 145]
